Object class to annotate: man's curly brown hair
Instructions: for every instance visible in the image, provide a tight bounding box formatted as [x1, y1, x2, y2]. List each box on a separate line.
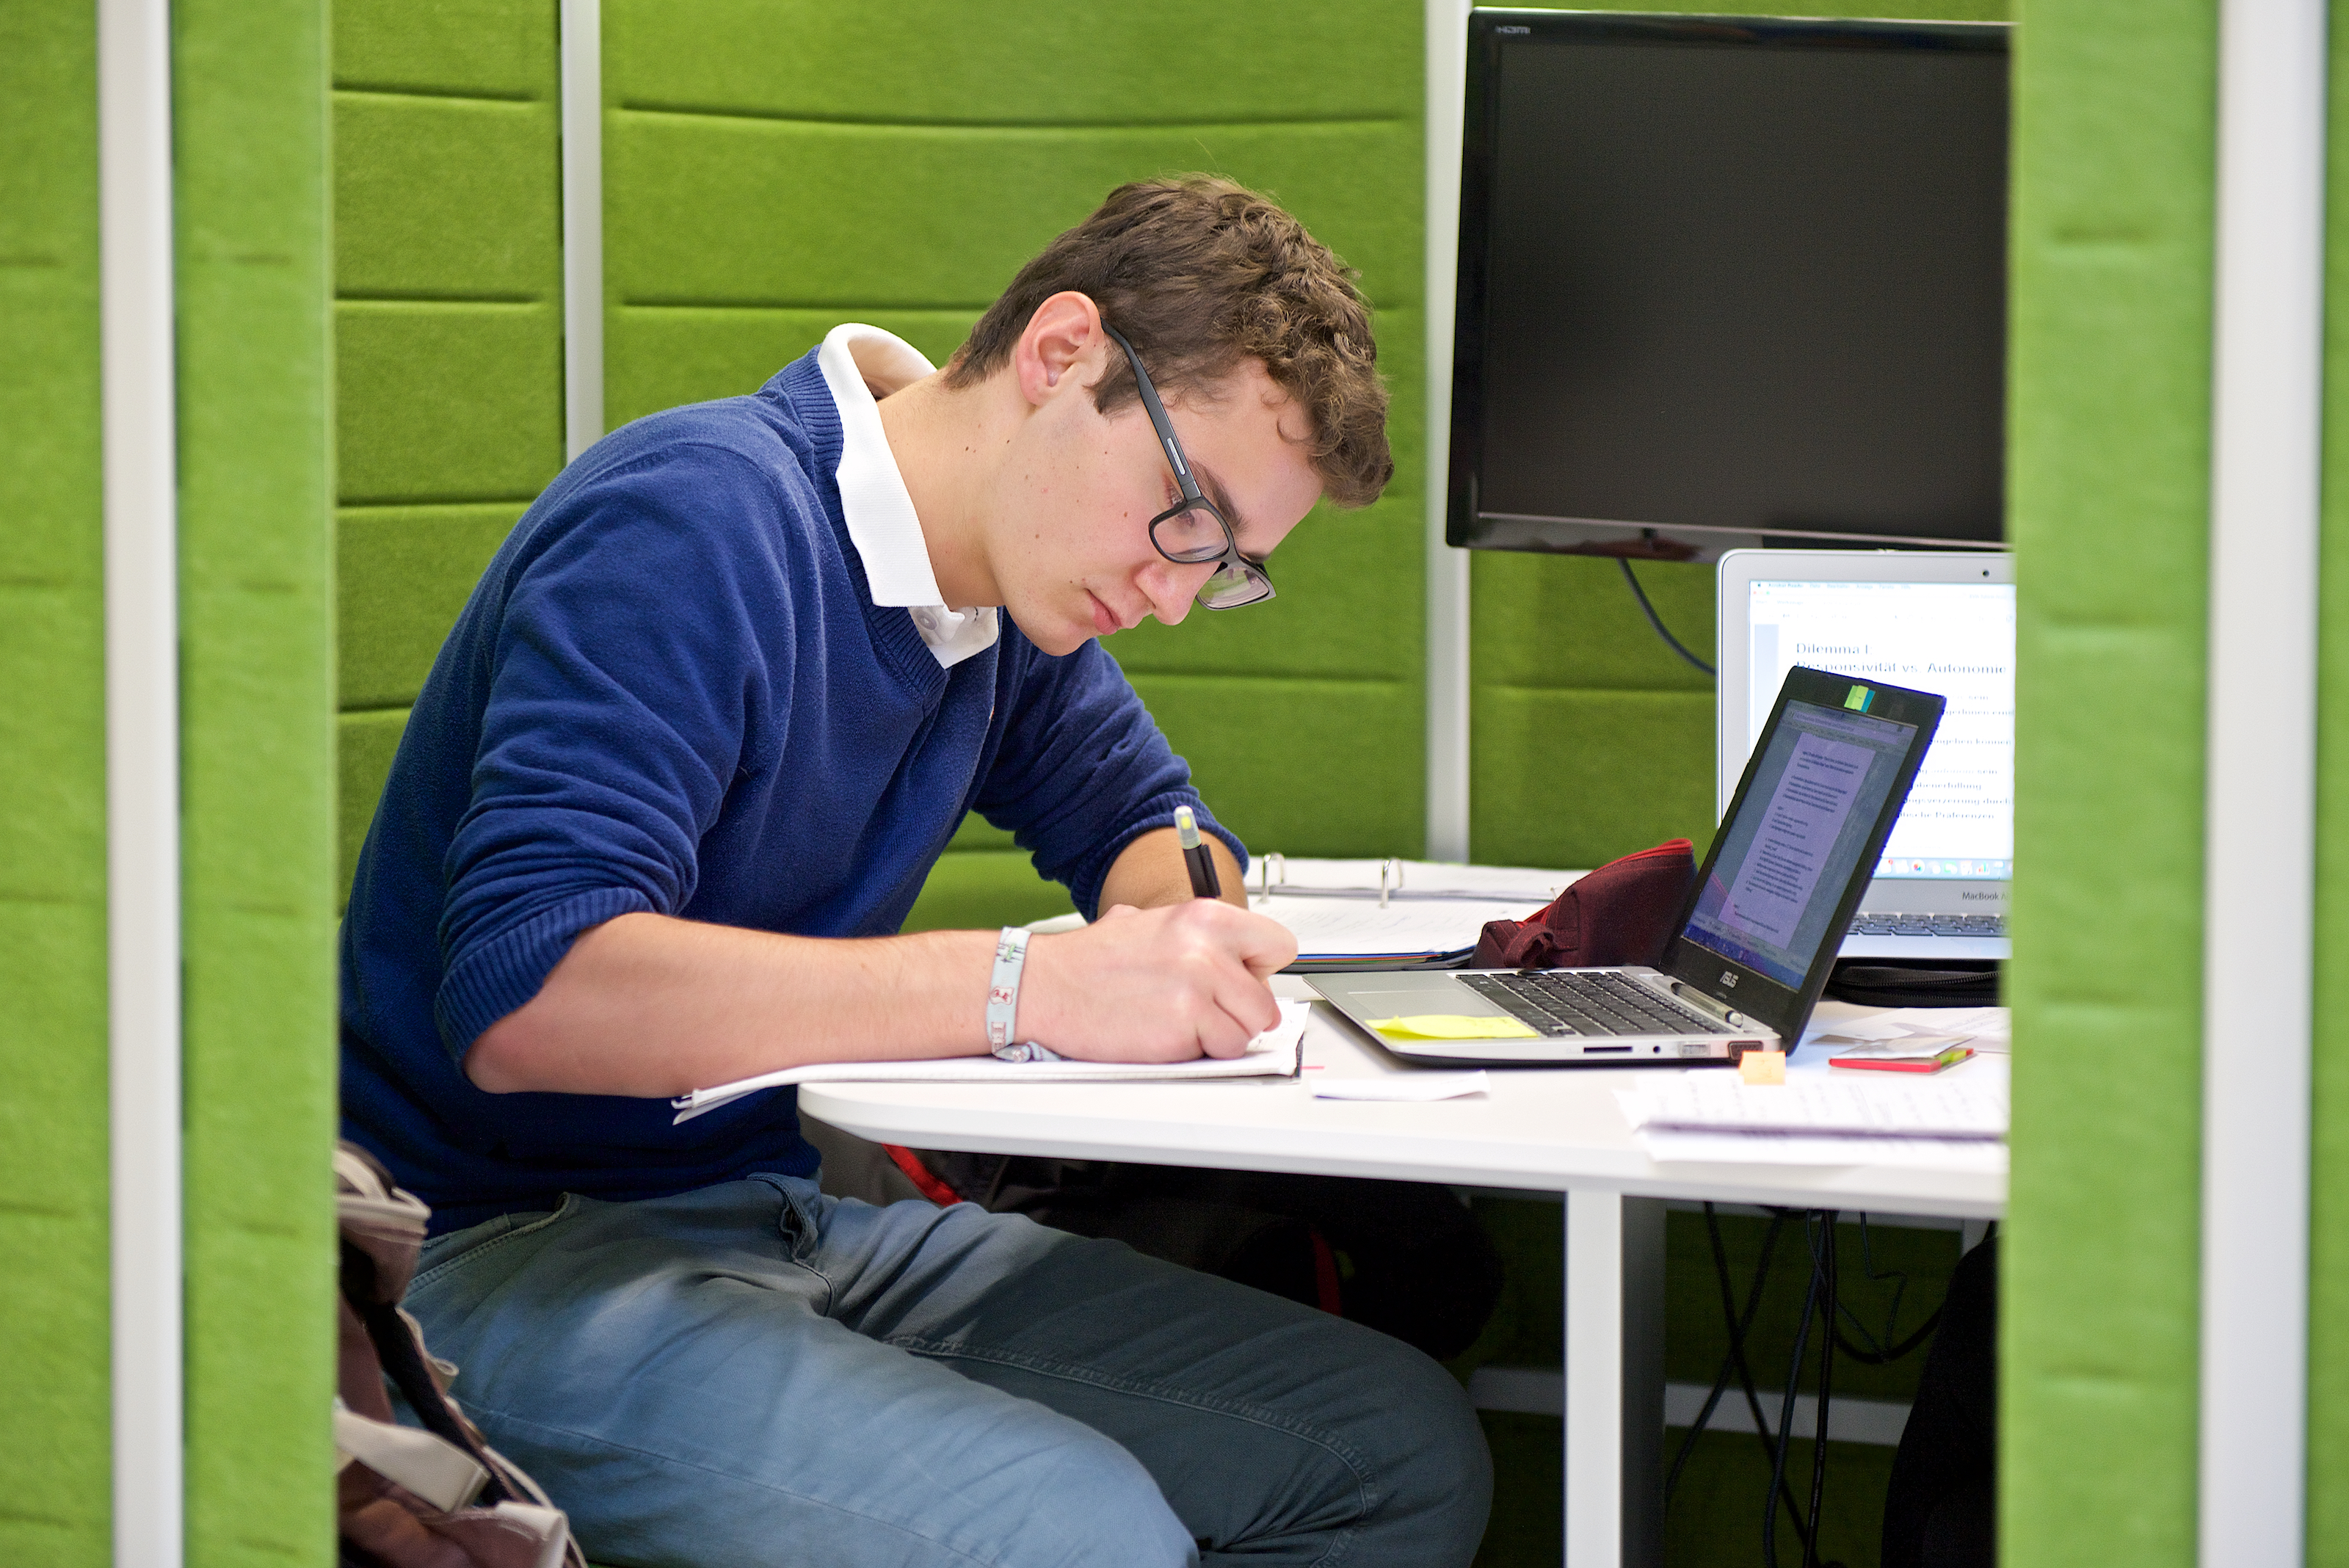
[943, 176, 1393, 509]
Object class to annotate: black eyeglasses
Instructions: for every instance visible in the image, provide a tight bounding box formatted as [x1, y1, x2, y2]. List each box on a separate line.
[1103, 324, 1276, 611]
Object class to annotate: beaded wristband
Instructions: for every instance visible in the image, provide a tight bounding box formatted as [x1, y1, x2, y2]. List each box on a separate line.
[985, 926, 1063, 1063]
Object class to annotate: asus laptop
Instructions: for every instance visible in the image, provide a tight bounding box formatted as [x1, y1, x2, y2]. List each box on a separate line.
[1312, 667, 1945, 1065]
[1717, 549, 2014, 960]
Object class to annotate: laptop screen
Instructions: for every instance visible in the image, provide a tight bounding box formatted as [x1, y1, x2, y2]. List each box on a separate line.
[1743, 578, 2014, 882]
[1684, 697, 1923, 988]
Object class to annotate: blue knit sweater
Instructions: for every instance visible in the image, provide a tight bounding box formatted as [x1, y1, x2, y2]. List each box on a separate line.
[340, 351, 1240, 1232]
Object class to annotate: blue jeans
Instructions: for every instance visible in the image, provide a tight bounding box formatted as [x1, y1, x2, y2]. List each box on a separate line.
[407, 1174, 1491, 1567]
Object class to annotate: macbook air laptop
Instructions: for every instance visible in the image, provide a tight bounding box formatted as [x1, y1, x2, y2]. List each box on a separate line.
[1312, 667, 1945, 1065]
[1717, 550, 2014, 961]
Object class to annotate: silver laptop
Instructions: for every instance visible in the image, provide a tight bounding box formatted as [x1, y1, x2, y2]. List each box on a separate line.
[1313, 667, 1945, 1065]
[1717, 550, 2014, 961]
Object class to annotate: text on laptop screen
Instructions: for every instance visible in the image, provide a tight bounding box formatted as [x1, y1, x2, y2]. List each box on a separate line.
[1746, 580, 2013, 878]
[1688, 698, 1920, 988]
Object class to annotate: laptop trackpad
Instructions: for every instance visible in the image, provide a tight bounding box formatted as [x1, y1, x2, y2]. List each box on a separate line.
[1337, 984, 1508, 1017]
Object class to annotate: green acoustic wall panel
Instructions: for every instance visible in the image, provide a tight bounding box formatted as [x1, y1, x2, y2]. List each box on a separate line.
[338, 709, 410, 898]
[1469, 555, 1716, 870]
[175, 0, 340, 1561]
[2310, 3, 2349, 1552]
[335, 302, 563, 504]
[609, 118, 1419, 311]
[334, 0, 563, 904]
[0, 4, 109, 1563]
[607, 0, 1425, 929]
[338, 504, 520, 708]
[2003, 3, 2214, 1566]
[607, 0, 1420, 125]
[334, 0, 554, 100]
[335, 93, 559, 300]
[608, 308, 981, 429]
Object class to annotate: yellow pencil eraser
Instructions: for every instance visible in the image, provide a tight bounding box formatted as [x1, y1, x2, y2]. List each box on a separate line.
[1739, 1049, 1787, 1086]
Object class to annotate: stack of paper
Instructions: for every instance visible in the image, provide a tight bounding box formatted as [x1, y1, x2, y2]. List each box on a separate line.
[1811, 1005, 2011, 1059]
[670, 999, 1312, 1124]
[1249, 859, 1575, 971]
[1615, 1072, 2008, 1169]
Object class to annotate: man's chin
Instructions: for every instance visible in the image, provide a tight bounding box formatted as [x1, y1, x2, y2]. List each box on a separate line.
[1003, 604, 1096, 658]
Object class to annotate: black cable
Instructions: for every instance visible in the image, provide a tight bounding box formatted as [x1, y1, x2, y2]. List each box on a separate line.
[1804, 1214, 1840, 1568]
[1619, 557, 1716, 676]
[1669, 1207, 1784, 1504]
[1762, 1214, 1823, 1568]
[1668, 1207, 1816, 1558]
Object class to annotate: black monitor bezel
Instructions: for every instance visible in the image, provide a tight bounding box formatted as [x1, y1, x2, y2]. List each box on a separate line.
[1448, 9, 2012, 557]
[1659, 664, 1947, 1040]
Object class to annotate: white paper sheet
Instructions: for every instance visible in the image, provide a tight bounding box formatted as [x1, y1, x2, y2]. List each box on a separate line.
[671, 1000, 1311, 1123]
[1311, 1070, 1489, 1102]
[1613, 1075, 2008, 1139]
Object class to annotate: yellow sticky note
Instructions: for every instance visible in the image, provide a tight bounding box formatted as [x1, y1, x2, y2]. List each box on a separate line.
[1739, 1049, 1787, 1085]
[1367, 1015, 1542, 1041]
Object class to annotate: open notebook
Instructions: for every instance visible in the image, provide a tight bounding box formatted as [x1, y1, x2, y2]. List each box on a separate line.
[671, 998, 1312, 1124]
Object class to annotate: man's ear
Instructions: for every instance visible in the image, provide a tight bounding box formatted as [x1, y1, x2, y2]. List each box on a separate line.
[1012, 291, 1109, 408]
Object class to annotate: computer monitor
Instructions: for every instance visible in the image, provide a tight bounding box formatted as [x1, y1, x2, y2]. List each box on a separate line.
[1448, 10, 2010, 559]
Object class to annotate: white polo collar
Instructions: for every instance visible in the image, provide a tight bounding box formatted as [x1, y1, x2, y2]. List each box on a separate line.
[816, 323, 999, 669]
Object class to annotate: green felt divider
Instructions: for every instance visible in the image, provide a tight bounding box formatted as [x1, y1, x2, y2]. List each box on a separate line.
[334, 92, 559, 300]
[901, 851, 1078, 934]
[1467, 553, 1716, 870]
[0, 5, 109, 1561]
[603, 1, 1426, 932]
[606, 307, 982, 429]
[1128, 674, 1423, 856]
[338, 504, 523, 708]
[339, 709, 412, 904]
[609, 117, 1419, 312]
[2309, 10, 2349, 1555]
[175, 0, 340, 1561]
[336, 300, 564, 504]
[333, 0, 554, 99]
[607, 0, 1420, 125]
[2003, 2, 2213, 1564]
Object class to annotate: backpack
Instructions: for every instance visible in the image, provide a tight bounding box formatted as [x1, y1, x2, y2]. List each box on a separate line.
[335, 1143, 588, 1568]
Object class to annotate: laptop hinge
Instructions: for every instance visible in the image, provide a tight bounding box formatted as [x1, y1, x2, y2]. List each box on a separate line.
[1660, 978, 1746, 1031]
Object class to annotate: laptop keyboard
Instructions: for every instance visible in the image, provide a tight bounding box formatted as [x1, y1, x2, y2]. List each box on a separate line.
[1844, 913, 2007, 937]
[1462, 971, 1725, 1038]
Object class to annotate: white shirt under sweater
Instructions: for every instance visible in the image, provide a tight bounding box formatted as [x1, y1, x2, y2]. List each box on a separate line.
[814, 323, 1000, 670]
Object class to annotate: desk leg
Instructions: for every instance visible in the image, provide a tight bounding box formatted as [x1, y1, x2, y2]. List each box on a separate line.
[1563, 1191, 1666, 1568]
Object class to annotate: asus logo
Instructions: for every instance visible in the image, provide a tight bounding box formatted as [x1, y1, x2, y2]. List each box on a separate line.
[1721, 971, 1739, 988]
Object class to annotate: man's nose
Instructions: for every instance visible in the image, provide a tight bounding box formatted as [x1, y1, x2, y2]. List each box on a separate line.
[1136, 559, 1207, 627]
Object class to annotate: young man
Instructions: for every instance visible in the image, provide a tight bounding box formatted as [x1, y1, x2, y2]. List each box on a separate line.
[341, 178, 1492, 1566]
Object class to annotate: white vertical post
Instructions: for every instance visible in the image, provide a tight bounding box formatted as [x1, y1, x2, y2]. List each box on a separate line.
[2201, 0, 2325, 1562]
[1425, 0, 1473, 861]
[98, 0, 183, 1563]
[1564, 1190, 1622, 1567]
[560, 0, 605, 460]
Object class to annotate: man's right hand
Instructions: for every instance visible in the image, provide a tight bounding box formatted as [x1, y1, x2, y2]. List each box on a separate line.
[1017, 900, 1299, 1062]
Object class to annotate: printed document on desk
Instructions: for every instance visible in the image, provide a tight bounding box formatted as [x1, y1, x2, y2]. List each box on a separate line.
[1614, 1064, 2009, 1170]
[672, 1000, 1312, 1123]
[1252, 859, 1575, 968]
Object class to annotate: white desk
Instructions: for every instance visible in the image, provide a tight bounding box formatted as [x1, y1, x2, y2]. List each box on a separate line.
[800, 978, 2006, 1567]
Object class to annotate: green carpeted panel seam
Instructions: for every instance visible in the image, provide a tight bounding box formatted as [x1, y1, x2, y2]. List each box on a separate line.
[340, 291, 543, 304]
[616, 104, 1409, 133]
[335, 83, 539, 104]
[338, 297, 543, 313]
